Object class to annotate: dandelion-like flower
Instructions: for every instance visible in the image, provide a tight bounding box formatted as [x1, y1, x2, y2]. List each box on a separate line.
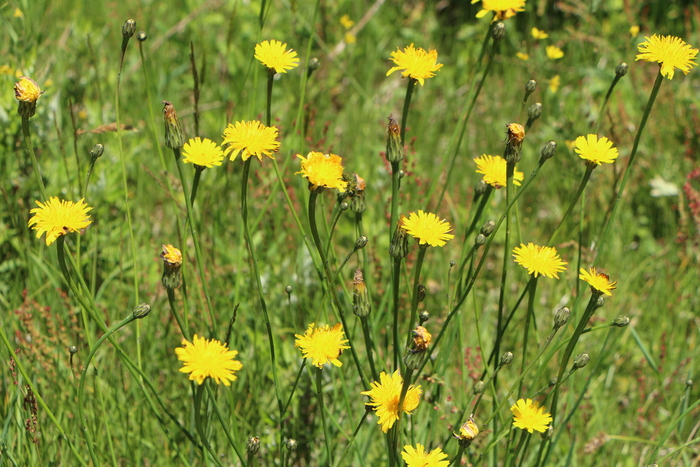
[254, 40, 299, 74]
[28, 197, 93, 246]
[294, 323, 350, 368]
[474, 155, 524, 189]
[579, 267, 617, 297]
[182, 137, 224, 169]
[472, 0, 526, 20]
[511, 398, 552, 434]
[296, 151, 348, 192]
[361, 370, 422, 433]
[401, 444, 450, 467]
[222, 121, 280, 162]
[161, 244, 183, 289]
[549, 75, 561, 93]
[402, 210, 454, 247]
[636, 34, 698, 80]
[512, 243, 567, 279]
[15, 76, 43, 118]
[546, 45, 564, 60]
[386, 44, 443, 86]
[574, 134, 618, 167]
[531, 27, 548, 40]
[161, 244, 182, 267]
[175, 334, 243, 386]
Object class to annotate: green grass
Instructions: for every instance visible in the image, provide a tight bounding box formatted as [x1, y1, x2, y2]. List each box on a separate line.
[1, 0, 699, 465]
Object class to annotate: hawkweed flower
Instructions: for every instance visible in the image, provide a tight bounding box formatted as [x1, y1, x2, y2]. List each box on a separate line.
[294, 323, 350, 368]
[549, 75, 561, 93]
[453, 416, 480, 447]
[472, 0, 526, 20]
[512, 243, 567, 279]
[296, 151, 347, 192]
[546, 45, 564, 60]
[222, 120, 280, 163]
[163, 101, 186, 150]
[474, 155, 524, 188]
[574, 134, 618, 168]
[504, 123, 525, 163]
[511, 398, 552, 433]
[14, 76, 43, 118]
[361, 370, 422, 433]
[254, 39, 299, 74]
[161, 244, 183, 289]
[175, 334, 243, 386]
[28, 197, 92, 246]
[386, 44, 443, 86]
[531, 27, 548, 40]
[182, 137, 224, 169]
[405, 325, 432, 370]
[402, 210, 454, 247]
[636, 34, 698, 79]
[401, 444, 450, 467]
[579, 267, 617, 297]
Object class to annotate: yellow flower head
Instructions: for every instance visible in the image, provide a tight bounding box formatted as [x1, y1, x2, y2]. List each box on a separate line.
[546, 45, 564, 60]
[294, 323, 350, 368]
[14, 76, 42, 103]
[402, 210, 454, 247]
[411, 326, 432, 351]
[511, 398, 552, 433]
[512, 243, 568, 279]
[516, 52, 530, 61]
[629, 25, 640, 37]
[254, 40, 299, 74]
[28, 197, 93, 246]
[453, 416, 480, 443]
[222, 121, 280, 162]
[574, 134, 618, 167]
[401, 444, 450, 467]
[636, 34, 698, 80]
[161, 244, 182, 267]
[296, 151, 348, 192]
[340, 14, 354, 29]
[549, 74, 561, 93]
[579, 267, 617, 297]
[473, 0, 526, 20]
[474, 155, 524, 189]
[386, 44, 443, 86]
[531, 27, 549, 40]
[182, 137, 224, 168]
[361, 370, 422, 433]
[175, 334, 243, 386]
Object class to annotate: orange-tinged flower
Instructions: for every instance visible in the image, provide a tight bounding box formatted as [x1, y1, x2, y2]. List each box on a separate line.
[386, 44, 443, 86]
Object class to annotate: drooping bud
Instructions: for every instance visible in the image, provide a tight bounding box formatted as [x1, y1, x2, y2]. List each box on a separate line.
[163, 101, 186, 150]
[612, 316, 630, 327]
[352, 268, 371, 318]
[133, 303, 151, 320]
[386, 117, 404, 163]
[161, 244, 183, 289]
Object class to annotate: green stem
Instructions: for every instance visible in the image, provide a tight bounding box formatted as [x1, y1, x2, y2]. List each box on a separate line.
[494, 161, 515, 374]
[594, 74, 623, 135]
[518, 277, 538, 398]
[315, 368, 333, 466]
[389, 79, 416, 243]
[167, 287, 190, 340]
[547, 167, 593, 247]
[205, 384, 248, 466]
[194, 384, 223, 467]
[391, 257, 402, 371]
[405, 245, 428, 348]
[21, 116, 48, 201]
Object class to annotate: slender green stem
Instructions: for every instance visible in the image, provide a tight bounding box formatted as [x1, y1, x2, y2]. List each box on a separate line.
[167, 288, 190, 340]
[389, 79, 416, 242]
[518, 277, 537, 398]
[594, 74, 623, 135]
[194, 384, 224, 467]
[450, 445, 467, 466]
[315, 368, 333, 466]
[391, 257, 402, 370]
[595, 71, 663, 264]
[390, 367, 415, 463]
[282, 360, 307, 416]
[361, 317, 379, 381]
[205, 384, 248, 466]
[21, 116, 48, 201]
[333, 411, 370, 467]
[547, 167, 593, 247]
[405, 245, 428, 348]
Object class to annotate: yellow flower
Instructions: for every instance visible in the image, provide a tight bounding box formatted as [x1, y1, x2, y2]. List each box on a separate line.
[340, 14, 354, 29]
[546, 45, 564, 60]
[386, 44, 443, 86]
[254, 39, 299, 74]
[549, 74, 560, 93]
[511, 398, 552, 434]
[629, 25, 640, 37]
[0, 65, 15, 75]
[453, 417, 480, 444]
[531, 27, 548, 39]
[512, 243, 568, 279]
[161, 244, 182, 267]
[28, 197, 93, 246]
[473, 0, 526, 20]
[401, 444, 450, 467]
[344, 32, 357, 44]
[636, 34, 698, 80]
[296, 151, 348, 192]
[402, 210, 454, 247]
[182, 137, 224, 168]
[161, 244, 183, 289]
[361, 370, 422, 433]
[574, 134, 618, 167]
[294, 323, 350, 368]
[13, 8, 23, 18]
[474, 155, 524, 189]
[579, 267, 617, 296]
[175, 334, 243, 386]
[516, 52, 530, 61]
[14, 76, 42, 103]
[222, 121, 280, 162]
[411, 326, 432, 351]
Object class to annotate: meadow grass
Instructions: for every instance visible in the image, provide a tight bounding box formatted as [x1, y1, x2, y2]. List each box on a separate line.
[1, 1, 699, 465]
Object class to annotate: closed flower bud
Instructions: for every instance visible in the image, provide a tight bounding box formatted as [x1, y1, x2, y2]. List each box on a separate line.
[492, 22, 506, 41]
[554, 307, 570, 329]
[349, 174, 367, 213]
[473, 380, 486, 395]
[133, 303, 151, 320]
[527, 102, 542, 121]
[285, 439, 298, 451]
[121, 19, 136, 39]
[137, 31, 147, 42]
[475, 179, 489, 195]
[504, 123, 525, 163]
[404, 325, 432, 370]
[595, 296, 605, 309]
[480, 220, 496, 237]
[352, 268, 371, 318]
[386, 117, 404, 163]
[355, 235, 368, 250]
[340, 201, 349, 211]
[389, 217, 409, 259]
[686, 379, 693, 388]
[615, 62, 629, 77]
[541, 140, 557, 161]
[525, 79, 537, 94]
[419, 310, 430, 324]
[90, 144, 104, 160]
[475, 233, 487, 246]
[500, 351, 514, 366]
[161, 244, 183, 289]
[612, 316, 630, 327]
[246, 436, 261, 455]
[69, 345, 78, 355]
[416, 284, 426, 303]
[573, 353, 590, 370]
[308, 57, 320, 76]
[285, 285, 293, 294]
[162, 101, 186, 150]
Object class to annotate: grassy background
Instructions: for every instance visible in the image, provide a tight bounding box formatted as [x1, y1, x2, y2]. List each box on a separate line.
[1, 0, 699, 465]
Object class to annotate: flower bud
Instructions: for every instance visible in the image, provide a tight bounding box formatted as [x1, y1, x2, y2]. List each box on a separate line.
[416, 284, 426, 303]
[473, 380, 485, 395]
[352, 268, 371, 318]
[161, 244, 183, 289]
[500, 351, 513, 366]
[504, 123, 525, 164]
[419, 311, 430, 324]
[595, 296, 605, 309]
[308, 57, 320, 77]
[69, 345, 78, 355]
[541, 140, 557, 161]
[480, 220, 496, 237]
[528, 102, 542, 121]
[573, 353, 590, 370]
[285, 439, 298, 451]
[491, 22, 506, 41]
[475, 179, 489, 196]
[137, 31, 147, 42]
[133, 303, 151, 320]
[453, 416, 479, 447]
[90, 144, 104, 160]
[389, 217, 409, 259]
[475, 233, 487, 246]
[355, 235, 368, 250]
[404, 325, 432, 370]
[525, 79, 537, 94]
[612, 316, 630, 327]
[285, 285, 293, 295]
[121, 19, 136, 40]
[162, 101, 186, 150]
[349, 174, 367, 213]
[340, 201, 349, 211]
[246, 436, 260, 455]
[615, 62, 629, 77]
[686, 379, 693, 388]
[554, 307, 570, 329]
[14, 76, 43, 118]
[386, 117, 404, 163]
